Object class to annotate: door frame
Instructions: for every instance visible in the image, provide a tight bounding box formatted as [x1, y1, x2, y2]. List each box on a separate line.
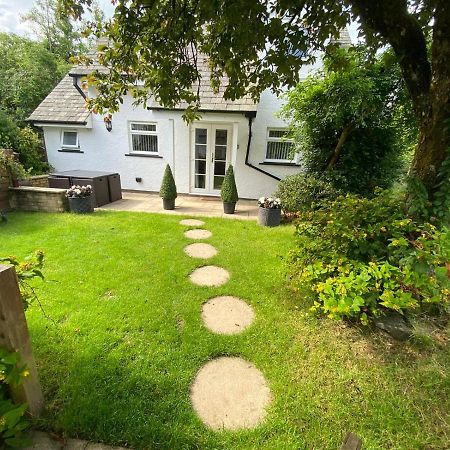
[190, 122, 233, 195]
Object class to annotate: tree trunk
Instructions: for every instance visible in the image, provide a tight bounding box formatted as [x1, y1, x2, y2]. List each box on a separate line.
[326, 122, 355, 170]
[410, 0, 450, 195]
[410, 108, 450, 194]
[350, 0, 450, 198]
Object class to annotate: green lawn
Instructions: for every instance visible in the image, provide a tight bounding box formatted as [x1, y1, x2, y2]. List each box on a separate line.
[1, 211, 449, 449]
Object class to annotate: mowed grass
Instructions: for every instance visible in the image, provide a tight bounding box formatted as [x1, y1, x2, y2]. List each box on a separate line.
[1, 211, 449, 449]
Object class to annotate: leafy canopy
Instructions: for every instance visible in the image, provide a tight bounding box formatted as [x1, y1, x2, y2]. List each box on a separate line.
[0, 33, 68, 122]
[281, 47, 416, 194]
[58, 0, 352, 120]
[22, 0, 105, 61]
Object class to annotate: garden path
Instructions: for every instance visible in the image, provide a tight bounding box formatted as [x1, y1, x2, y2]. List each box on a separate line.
[181, 219, 272, 430]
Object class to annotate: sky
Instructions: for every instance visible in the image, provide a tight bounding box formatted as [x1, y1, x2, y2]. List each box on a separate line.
[0, 1, 359, 42]
[0, 0, 115, 37]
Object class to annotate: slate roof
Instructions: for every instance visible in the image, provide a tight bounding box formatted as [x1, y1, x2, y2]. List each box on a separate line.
[330, 27, 352, 47]
[27, 75, 90, 124]
[70, 50, 257, 112]
[148, 53, 257, 112]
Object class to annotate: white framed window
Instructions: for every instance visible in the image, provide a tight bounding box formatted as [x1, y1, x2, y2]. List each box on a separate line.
[265, 128, 295, 162]
[129, 122, 158, 153]
[61, 130, 79, 149]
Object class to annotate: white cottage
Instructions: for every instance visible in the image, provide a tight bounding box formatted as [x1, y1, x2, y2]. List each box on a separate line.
[28, 31, 351, 200]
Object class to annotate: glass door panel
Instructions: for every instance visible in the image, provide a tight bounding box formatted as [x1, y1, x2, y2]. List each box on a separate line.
[194, 128, 208, 189]
[212, 129, 228, 191]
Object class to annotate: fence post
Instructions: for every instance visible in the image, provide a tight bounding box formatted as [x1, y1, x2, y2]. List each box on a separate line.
[0, 149, 12, 211]
[0, 264, 44, 417]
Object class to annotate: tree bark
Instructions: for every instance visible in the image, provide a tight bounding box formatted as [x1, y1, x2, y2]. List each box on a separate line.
[410, 0, 450, 193]
[349, 0, 450, 196]
[326, 122, 355, 170]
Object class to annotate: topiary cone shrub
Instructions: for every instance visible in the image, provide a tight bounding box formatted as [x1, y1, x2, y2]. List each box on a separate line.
[221, 165, 238, 214]
[160, 164, 177, 210]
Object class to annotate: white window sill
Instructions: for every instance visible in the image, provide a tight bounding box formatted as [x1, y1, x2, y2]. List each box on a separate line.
[124, 153, 163, 158]
[59, 148, 83, 153]
[260, 160, 299, 166]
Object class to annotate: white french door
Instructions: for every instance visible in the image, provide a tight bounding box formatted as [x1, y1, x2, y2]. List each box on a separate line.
[191, 123, 232, 195]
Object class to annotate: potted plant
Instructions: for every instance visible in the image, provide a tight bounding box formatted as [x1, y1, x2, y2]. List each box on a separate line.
[257, 197, 282, 227]
[65, 185, 94, 214]
[221, 165, 238, 214]
[160, 164, 177, 210]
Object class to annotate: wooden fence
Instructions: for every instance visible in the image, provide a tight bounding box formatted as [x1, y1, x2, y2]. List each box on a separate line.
[0, 264, 43, 417]
[0, 160, 10, 211]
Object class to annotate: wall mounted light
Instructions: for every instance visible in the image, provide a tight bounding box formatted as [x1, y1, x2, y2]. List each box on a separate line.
[104, 114, 113, 132]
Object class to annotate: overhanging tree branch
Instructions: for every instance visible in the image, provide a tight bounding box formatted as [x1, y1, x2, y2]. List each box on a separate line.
[349, 0, 432, 118]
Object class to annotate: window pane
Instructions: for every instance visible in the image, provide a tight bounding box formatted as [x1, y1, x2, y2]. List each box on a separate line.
[215, 129, 227, 146]
[195, 174, 205, 188]
[214, 176, 224, 190]
[215, 146, 226, 161]
[195, 144, 207, 159]
[195, 160, 206, 174]
[63, 131, 77, 146]
[214, 161, 226, 176]
[132, 134, 158, 152]
[268, 129, 289, 139]
[131, 123, 156, 132]
[195, 128, 207, 145]
[266, 141, 293, 160]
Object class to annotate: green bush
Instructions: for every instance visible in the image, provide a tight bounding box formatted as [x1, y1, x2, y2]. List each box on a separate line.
[275, 173, 340, 214]
[287, 191, 450, 323]
[0, 111, 48, 174]
[0, 151, 29, 182]
[0, 348, 30, 448]
[159, 164, 177, 200]
[15, 127, 49, 174]
[282, 47, 415, 196]
[221, 165, 238, 203]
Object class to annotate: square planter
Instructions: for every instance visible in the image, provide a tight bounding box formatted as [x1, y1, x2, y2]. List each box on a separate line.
[68, 196, 94, 214]
[258, 207, 281, 227]
[163, 198, 175, 210]
[223, 202, 236, 214]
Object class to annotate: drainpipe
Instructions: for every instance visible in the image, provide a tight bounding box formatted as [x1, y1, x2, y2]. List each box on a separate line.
[72, 76, 86, 99]
[244, 111, 281, 181]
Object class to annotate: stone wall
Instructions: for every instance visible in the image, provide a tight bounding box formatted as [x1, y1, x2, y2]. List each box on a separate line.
[19, 175, 49, 188]
[9, 187, 69, 213]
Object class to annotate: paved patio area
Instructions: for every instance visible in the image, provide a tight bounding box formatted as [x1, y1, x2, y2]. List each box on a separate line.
[99, 191, 258, 220]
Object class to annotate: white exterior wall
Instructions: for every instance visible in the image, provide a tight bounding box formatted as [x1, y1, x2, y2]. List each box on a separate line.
[41, 58, 323, 199]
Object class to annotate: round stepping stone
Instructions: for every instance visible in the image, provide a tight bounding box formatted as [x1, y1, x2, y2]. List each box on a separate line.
[190, 357, 271, 430]
[180, 219, 205, 226]
[202, 296, 255, 335]
[184, 243, 217, 259]
[184, 229, 212, 240]
[189, 265, 229, 287]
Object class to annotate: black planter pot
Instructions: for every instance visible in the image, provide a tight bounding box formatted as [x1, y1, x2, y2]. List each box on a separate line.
[223, 202, 236, 214]
[68, 196, 94, 214]
[163, 198, 175, 210]
[258, 207, 281, 227]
